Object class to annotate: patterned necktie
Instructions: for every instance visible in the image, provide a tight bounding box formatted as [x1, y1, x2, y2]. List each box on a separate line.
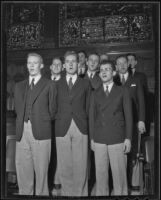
[121, 75, 126, 85]
[105, 85, 109, 97]
[68, 77, 73, 90]
[30, 78, 35, 90]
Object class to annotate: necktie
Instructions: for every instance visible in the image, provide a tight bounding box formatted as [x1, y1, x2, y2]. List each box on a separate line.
[90, 73, 93, 80]
[105, 85, 109, 97]
[30, 78, 35, 90]
[121, 75, 126, 85]
[68, 77, 73, 90]
[53, 77, 56, 81]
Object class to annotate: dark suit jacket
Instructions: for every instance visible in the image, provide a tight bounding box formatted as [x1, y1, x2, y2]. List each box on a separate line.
[84, 72, 102, 90]
[14, 77, 56, 141]
[89, 84, 133, 145]
[114, 73, 145, 123]
[128, 67, 148, 95]
[55, 76, 91, 137]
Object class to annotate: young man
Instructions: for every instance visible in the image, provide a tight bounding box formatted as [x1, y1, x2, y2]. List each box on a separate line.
[114, 55, 146, 188]
[49, 57, 62, 196]
[85, 52, 102, 90]
[77, 50, 87, 77]
[89, 60, 133, 196]
[50, 57, 63, 81]
[14, 53, 56, 196]
[54, 51, 91, 196]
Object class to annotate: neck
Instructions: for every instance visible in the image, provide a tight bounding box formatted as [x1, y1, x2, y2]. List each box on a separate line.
[104, 79, 113, 85]
[52, 73, 60, 77]
[30, 73, 41, 78]
[67, 73, 77, 77]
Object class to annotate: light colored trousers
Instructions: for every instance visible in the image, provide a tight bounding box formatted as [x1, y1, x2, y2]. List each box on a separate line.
[56, 119, 88, 196]
[15, 121, 51, 196]
[94, 142, 128, 196]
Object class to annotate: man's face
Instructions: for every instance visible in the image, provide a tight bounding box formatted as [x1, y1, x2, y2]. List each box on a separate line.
[127, 55, 137, 69]
[27, 56, 43, 76]
[99, 64, 113, 83]
[64, 55, 78, 75]
[78, 52, 86, 65]
[116, 57, 128, 74]
[87, 54, 99, 72]
[50, 59, 62, 75]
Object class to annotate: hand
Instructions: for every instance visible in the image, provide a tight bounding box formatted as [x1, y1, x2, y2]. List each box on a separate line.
[123, 139, 131, 154]
[137, 121, 146, 134]
[91, 139, 95, 151]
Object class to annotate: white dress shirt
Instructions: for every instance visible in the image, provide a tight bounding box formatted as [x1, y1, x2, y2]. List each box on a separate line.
[103, 81, 114, 93]
[87, 70, 96, 79]
[120, 72, 129, 82]
[51, 75, 61, 81]
[66, 74, 77, 85]
[29, 74, 41, 85]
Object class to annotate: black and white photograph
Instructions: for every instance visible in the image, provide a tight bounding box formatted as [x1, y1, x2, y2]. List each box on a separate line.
[1, 1, 160, 199]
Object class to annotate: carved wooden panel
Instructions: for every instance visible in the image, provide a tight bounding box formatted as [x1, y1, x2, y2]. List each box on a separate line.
[59, 3, 153, 47]
[7, 4, 44, 49]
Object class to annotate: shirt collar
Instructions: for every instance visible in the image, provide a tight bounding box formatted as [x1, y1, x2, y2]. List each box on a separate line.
[51, 74, 61, 81]
[120, 72, 129, 81]
[66, 73, 77, 84]
[29, 74, 41, 85]
[87, 70, 96, 78]
[103, 81, 114, 92]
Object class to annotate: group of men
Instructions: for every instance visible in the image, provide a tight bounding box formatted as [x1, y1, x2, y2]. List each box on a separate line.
[13, 50, 146, 196]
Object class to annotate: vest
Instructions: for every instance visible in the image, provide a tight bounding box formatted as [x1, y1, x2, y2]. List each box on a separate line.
[24, 86, 35, 122]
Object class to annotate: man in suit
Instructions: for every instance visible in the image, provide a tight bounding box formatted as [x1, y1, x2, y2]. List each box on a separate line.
[49, 57, 62, 196]
[89, 60, 133, 196]
[50, 57, 63, 81]
[55, 51, 91, 196]
[84, 52, 102, 90]
[77, 50, 87, 77]
[14, 53, 56, 196]
[114, 55, 146, 187]
[127, 53, 152, 134]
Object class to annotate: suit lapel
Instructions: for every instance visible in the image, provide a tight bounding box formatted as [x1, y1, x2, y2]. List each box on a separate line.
[30, 77, 47, 105]
[71, 77, 83, 101]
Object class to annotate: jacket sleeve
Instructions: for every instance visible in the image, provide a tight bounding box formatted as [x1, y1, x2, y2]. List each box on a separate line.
[123, 87, 133, 140]
[85, 81, 92, 118]
[89, 91, 96, 141]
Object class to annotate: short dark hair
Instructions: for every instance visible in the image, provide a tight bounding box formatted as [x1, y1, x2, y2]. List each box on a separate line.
[87, 52, 100, 60]
[116, 55, 128, 63]
[127, 53, 137, 60]
[64, 51, 78, 61]
[27, 53, 43, 64]
[100, 60, 115, 71]
[52, 57, 63, 64]
[77, 50, 87, 58]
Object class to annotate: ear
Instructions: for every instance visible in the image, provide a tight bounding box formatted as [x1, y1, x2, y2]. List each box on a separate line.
[40, 63, 44, 69]
[113, 71, 116, 76]
[135, 60, 138, 65]
[63, 63, 66, 69]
